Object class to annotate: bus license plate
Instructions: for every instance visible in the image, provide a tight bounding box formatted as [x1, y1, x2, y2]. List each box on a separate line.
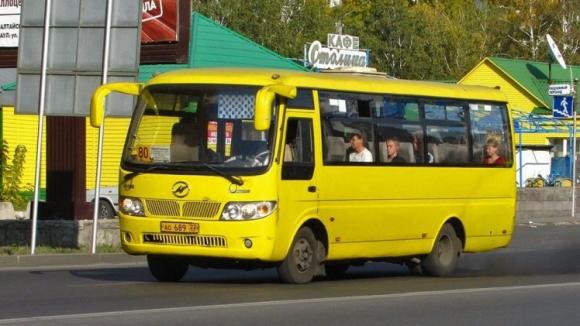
[160, 222, 200, 234]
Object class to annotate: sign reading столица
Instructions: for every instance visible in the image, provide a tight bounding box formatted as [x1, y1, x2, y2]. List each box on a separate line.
[0, 0, 20, 48]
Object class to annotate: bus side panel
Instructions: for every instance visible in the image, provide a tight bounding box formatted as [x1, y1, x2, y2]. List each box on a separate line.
[328, 239, 434, 261]
[319, 165, 515, 260]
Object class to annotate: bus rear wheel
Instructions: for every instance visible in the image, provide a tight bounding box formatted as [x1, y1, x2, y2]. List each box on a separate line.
[147, 255, 189, 282]
[277, 227, 320, 284]
[421, 224, 461, 277]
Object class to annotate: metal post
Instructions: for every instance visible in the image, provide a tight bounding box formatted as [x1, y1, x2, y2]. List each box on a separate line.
[519, 129, 523, 188]
[30, 0, 53, 255]
[91, 0, 113, 254]
[573, 79, 578, 218]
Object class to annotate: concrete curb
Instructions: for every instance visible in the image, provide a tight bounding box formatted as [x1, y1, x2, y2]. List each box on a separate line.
[516, 217, 580, 226]
[0, 253, 145, 269]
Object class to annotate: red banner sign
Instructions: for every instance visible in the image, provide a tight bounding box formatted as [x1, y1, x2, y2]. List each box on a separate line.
[141, 0, 178, 44]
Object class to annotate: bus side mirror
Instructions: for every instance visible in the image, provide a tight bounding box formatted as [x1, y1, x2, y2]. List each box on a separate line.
[254, 84, 297, 131]
[90, 83, 142, 128]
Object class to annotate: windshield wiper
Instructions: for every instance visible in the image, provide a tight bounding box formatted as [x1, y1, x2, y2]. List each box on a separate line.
[172, 161, 244, 186]
[123, 162, 244, 186]
[123, 164, 174, 182]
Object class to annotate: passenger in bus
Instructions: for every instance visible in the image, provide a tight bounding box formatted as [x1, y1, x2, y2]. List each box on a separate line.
[411, 135, 424, 163]
[348, 133, 373, 163]
[284, 122, 298, 162]
[484, 138, 506, 166]
[385, 137, 406, 163]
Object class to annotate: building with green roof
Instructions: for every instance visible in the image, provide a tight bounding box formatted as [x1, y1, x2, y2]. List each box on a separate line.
[139, 12, 307, 83]
[1, 11, 309, 203]
[459, 56, 579, 148]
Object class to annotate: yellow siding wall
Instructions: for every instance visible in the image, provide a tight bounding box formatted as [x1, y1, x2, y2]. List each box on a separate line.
[2, 108, 131, 192]
[460, 61, 550, 146]
[1, 106, 47, 188]
[85, 117, 131, 188]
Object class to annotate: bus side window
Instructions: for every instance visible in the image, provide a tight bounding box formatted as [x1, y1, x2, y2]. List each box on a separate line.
[282, 118, 314, 180]
[424, 101, 468, 164]
[469, 103, 512, 166]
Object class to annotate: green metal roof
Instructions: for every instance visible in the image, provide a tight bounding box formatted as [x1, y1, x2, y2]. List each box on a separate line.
[189, 12, 307, 71]
[489, 57, 579, 110]
[138, 64, 188, 83]
[1, 81, 15, 91]
[137, 12, 307, 84]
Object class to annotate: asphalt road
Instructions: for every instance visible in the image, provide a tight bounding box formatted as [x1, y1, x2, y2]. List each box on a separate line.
[1, 224, 580, 325]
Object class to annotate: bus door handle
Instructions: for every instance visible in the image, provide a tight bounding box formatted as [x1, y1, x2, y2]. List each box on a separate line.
[307, 186, 317, 193]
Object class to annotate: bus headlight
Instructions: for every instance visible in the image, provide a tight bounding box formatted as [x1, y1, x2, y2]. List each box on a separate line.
[221, 201, 276, 221]
[120, 197, 145, 216]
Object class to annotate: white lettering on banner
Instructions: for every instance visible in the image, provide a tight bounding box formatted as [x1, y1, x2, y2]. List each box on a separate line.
[0, 0, 19, 48]
[143, 0, 157, 12]
[142, 0, 163, 22]
[0, 0, 20, 47]
[548, 84, 572, 96]
[308, 41, 367, 70]
[0, 0, 21, 14]
[327, 33, 359, 50]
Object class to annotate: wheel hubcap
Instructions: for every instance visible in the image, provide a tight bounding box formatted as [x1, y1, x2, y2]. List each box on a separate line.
[293, 238, 313, 273]
[437, 235, 454, 266]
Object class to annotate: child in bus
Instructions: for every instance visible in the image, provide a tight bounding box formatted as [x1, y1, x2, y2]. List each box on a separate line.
[484, 137, 506, 166]
[348, 133, 373, 162]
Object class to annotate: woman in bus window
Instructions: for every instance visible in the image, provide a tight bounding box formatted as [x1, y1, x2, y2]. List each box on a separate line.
[484, 138, 506, 166]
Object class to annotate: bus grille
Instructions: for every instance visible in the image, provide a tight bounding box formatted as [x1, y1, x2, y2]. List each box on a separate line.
[143, 233, 227, 248]
[146, 200, 180, 217]
[182, 201, 221, 219]
[144, 200, 221, 220]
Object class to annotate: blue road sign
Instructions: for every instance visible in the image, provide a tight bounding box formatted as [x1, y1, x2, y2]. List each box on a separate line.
[553, 96, 575, 118]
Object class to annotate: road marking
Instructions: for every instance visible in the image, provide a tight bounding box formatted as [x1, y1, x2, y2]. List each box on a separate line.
[67, 281, 147, 288]
[2, 281, 580, 323]
[0, 262, 146, 273]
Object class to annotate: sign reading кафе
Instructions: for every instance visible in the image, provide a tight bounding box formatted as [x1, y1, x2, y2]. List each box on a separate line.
[306, 33, 368, 70]
[0, 0, 20, 48]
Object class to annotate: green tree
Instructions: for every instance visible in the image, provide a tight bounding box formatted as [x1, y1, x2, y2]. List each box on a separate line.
[0, 141, 30, 210]
[191, 0, 335, 61]
[190, 0, 579, 80]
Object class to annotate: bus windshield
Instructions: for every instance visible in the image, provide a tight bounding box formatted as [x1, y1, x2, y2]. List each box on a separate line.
[123, 85, 275, 173]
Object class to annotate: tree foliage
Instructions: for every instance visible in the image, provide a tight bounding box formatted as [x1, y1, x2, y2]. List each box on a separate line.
[1, 141, 30, 210]
[192, 0, 580, 80]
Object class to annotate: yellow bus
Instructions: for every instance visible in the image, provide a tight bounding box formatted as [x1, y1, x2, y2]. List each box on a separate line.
[90, 68, 516, 284]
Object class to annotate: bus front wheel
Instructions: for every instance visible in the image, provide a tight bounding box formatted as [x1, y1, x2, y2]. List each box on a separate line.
[147, 255, 189, 282]
[277, 227, 320, 284]
[421, 224, 461, 277]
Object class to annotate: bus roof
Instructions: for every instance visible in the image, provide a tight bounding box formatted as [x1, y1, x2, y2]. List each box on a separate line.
[148, 68, 508, 103]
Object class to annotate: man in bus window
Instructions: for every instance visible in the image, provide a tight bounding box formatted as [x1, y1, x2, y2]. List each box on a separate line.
[348, 133, 373, 163]
[385, 137, 406, 163]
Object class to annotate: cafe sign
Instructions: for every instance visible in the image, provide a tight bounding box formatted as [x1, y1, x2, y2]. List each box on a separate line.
[307, 33, 368, 70]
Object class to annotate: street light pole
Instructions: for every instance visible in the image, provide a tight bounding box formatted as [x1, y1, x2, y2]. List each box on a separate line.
[30, 0, 52, 255]
[91, 0, 113, 254]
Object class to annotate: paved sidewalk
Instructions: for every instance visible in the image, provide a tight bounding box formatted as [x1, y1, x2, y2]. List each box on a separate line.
[516, 216, 580, 226]
[0, 253, 145, 270]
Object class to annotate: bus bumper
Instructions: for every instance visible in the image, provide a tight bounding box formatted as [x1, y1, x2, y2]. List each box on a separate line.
[118, 213, 279, 262]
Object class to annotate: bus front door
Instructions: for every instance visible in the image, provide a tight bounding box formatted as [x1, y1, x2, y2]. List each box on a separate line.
[277, 115, 319, 248]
